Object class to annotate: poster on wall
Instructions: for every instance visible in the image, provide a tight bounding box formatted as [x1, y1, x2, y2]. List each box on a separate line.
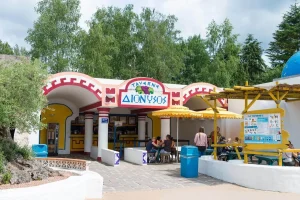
[244, 113, 281, 144]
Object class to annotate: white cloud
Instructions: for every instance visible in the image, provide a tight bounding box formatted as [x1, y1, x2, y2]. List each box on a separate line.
[0, 0, 295, 60]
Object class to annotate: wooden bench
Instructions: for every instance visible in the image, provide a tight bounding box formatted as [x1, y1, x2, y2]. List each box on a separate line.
[255, 156, 285, 165]
[205, 149, 214, 155]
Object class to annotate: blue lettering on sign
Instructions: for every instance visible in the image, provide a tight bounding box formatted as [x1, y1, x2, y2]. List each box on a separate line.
[122, 94, 167, 105]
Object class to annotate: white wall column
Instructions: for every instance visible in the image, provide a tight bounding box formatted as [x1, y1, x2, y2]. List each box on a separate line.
[161, 117, 170, 140]
[138, 115, 146, 145]
[84, 112, 94, 155]
[97, 108, 110, 162]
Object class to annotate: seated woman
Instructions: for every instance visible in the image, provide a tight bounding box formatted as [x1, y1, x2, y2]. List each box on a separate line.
[217, 136, 228, 161]
[160, 135, 172, 154]
[283, 142, 297, 166]
[233, 137, 243, 152]
[146, 137, 159, 163]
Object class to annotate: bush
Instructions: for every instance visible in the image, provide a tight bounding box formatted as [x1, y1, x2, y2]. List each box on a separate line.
[1, 171, 12, 184]
[0, 138, 33, 162]
[16, 145, 33, 160]
[0, 151, 4, 173]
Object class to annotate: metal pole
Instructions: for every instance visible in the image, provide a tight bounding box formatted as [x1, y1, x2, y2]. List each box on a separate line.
[177, 117, 179, 162]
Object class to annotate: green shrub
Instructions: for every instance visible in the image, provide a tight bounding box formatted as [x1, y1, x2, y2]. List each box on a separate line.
[0, 151, 4, 173]
[0, 139, 18, 162]
[0, 138, 33, 161]
[1, 171, 12, 184]
[16, 145, 33, 160]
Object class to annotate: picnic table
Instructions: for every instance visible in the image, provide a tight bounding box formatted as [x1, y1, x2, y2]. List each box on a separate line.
[255, 155, 285, 165]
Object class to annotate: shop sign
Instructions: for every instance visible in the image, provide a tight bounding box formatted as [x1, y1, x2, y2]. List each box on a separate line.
[118, 78, 170, 108]
[101, 118, 108, 123]
[244, 113, 281, 144]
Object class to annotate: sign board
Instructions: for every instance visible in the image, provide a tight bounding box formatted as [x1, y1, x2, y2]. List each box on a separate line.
[118, 78, 170, 108]
[244, 113, 281, 144]
[101, 118, 109, 124]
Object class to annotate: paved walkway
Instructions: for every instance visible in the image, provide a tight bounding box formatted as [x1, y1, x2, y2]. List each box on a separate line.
[89, 161, 300, 200]
[89, 161, 224, 193]
[101, 185, 300, 200]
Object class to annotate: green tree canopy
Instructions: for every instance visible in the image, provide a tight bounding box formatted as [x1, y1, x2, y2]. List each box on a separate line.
[26, 0, 81, 73]
[0, 58, 48, 138]
[135, 8, 184, 82]
[267, 3, 300, 66]
[0, 40, 14, 55]
[240, 34, 267, 85]
[179, 35, 210, 84]
[206, 19, 241, 87]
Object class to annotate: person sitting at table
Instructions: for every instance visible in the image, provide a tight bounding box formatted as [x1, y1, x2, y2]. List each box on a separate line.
[155, 136, 162, 146]
[146, 137, 159, 162]
[170, 137, 177, 161]
[160, 135, 172, 154]
[210, 126, 222, 145]
[194, 127, 208, 157]
[217, 136, 228, 161]
[234, 137, 243, 152]
[283, 142, 297, 166]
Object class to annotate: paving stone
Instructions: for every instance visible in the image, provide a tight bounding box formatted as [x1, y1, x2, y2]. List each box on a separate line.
[89, 161, 224, 193]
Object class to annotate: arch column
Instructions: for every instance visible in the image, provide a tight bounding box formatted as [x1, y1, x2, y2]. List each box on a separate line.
[161, 117, 170, 140]
[138, 114, 147, 145]
[84, 112, 94, 155]
[97, 108, 110, 162]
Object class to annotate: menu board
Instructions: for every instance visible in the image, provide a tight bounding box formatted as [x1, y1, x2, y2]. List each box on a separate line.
[244, 113, 281, 144]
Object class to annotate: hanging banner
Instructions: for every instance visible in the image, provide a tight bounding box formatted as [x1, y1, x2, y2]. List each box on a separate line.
[244, 113, 281, 144]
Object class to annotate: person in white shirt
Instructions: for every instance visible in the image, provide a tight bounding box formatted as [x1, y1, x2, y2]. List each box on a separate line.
[283, 142, 297, 166]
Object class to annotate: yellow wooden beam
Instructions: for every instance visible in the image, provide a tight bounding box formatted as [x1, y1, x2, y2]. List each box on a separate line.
[268, 91, 278, 101]
[279, 91, 289, 100]
[242, 93, 261, 114]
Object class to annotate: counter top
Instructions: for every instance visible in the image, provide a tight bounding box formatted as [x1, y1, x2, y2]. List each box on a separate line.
[70, 134, 98, 138]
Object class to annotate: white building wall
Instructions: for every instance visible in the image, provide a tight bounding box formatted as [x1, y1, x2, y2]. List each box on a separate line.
[171, 118, 226, 145]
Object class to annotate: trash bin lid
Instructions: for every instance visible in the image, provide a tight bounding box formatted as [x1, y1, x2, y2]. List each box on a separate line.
[180, 145, 199, 156]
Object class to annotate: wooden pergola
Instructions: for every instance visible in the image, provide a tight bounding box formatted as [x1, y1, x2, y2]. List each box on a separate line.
[198, 81, 300, 165]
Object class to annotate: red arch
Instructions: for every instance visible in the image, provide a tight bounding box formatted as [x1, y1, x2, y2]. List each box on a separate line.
[182, 83, 227, 107]
[43, 72, 102, 100]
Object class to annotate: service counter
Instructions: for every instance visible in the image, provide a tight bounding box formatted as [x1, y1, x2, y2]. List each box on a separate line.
[70, 134, 139, 152]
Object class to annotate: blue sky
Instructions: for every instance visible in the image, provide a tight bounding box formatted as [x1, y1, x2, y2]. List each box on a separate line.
[0, 0, 296, 63]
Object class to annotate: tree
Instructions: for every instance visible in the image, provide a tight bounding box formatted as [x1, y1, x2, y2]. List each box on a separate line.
[267, 3, 300, 67]
[205, 19, 241, 87]
[26, 0, 81, 73]
[13, 45, 30, 57]
[90, 5, 139, 79]
[78, 23, 117, 78]
[179, 35, 210, 84]
[0, 58, 48, 139]
[136, 8, 184, 83]
[0, 40, 13, 55]
[240, 34, 267, 85]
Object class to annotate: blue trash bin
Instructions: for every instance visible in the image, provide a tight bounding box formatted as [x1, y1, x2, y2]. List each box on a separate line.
[180, 146, 199, 178]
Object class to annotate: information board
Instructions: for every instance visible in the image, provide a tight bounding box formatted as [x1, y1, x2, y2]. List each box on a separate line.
[244, 113, 281, 144]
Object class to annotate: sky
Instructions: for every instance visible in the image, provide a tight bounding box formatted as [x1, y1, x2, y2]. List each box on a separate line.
[0, 0, 296, 63]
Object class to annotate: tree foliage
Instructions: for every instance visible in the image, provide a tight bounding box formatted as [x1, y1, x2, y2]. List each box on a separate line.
[267, 3, 300, 66]
[0, 40, 14, 55]
[206, 19, 241, 87]
[0, 58, 48, 138]
[26, 0, 81, 73]
[240, 34, 267, 85]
